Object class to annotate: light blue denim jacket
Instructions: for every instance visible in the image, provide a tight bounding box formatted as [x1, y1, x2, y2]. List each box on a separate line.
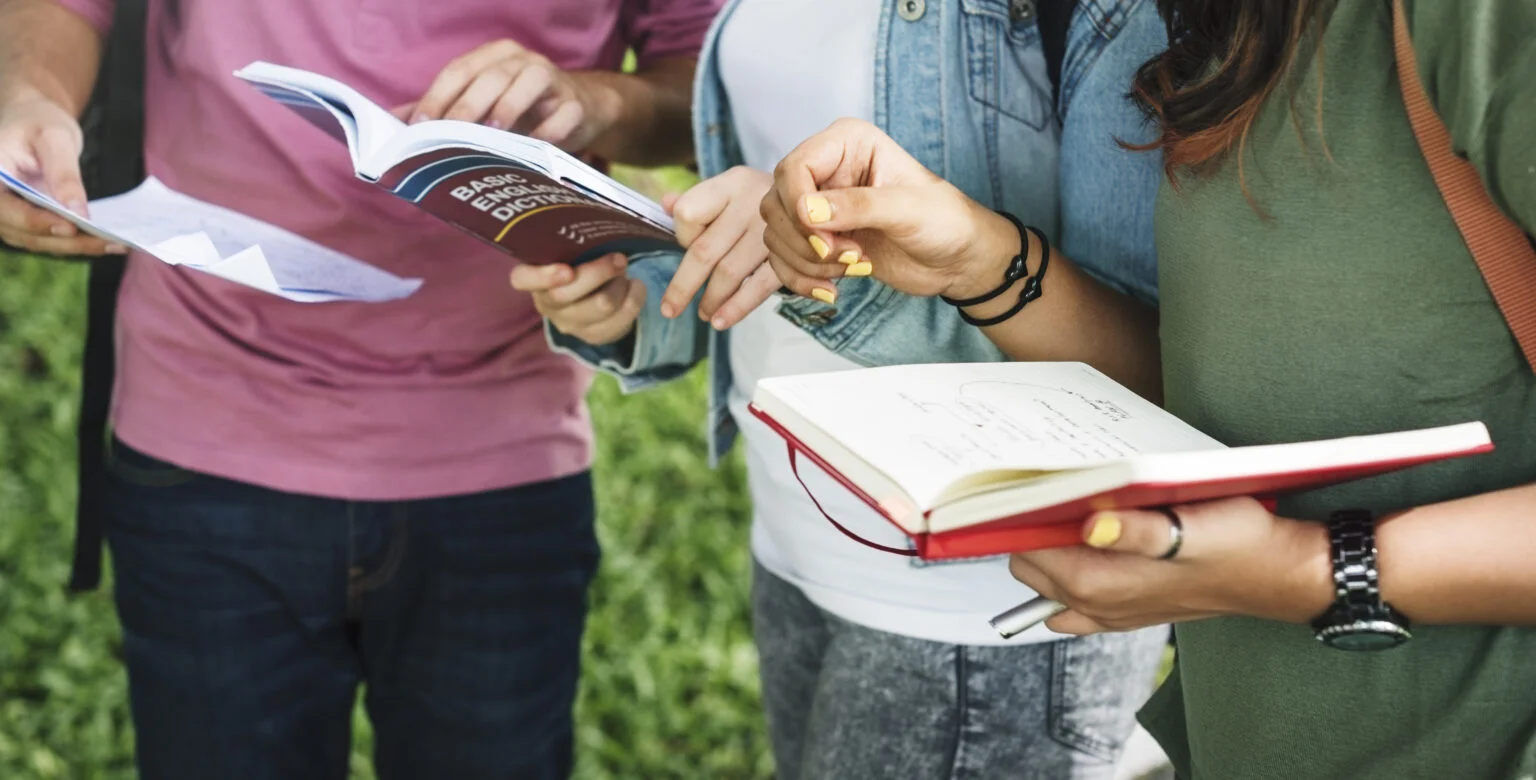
[549, 0, 1167, 465]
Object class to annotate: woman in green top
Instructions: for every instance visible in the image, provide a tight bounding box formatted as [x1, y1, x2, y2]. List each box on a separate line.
[754, 0, 1536, 777]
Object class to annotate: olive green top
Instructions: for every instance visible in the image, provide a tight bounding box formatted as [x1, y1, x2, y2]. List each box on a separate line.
[1141, 0, 1536, 777]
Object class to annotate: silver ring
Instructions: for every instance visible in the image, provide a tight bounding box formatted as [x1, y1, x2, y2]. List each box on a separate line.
[1156, 507, 1184, 560]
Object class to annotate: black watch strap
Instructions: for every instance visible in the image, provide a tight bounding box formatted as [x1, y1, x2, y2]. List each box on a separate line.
[1310, 509, 1411, 650]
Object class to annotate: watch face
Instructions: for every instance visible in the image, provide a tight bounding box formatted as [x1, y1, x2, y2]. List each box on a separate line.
[1324, 622, 1411, 651]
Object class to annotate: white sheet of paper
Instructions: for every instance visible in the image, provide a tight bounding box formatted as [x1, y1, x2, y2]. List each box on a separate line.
[0, 169, 421, 303]
[87, 178, 422, 302]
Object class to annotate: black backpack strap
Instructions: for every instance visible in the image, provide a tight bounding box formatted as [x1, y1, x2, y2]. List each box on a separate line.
[1033, 0, 1077, 117]
[70, 0, 148, 593]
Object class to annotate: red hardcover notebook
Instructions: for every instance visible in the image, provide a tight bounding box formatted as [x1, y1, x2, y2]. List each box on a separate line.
[747, 362, 1494, 561]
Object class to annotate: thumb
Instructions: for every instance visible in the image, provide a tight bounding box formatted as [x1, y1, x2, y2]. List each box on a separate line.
[390, 102, 417, 121]
[797, 186, 929, 235]
[1081, 508, 1180, 559]
[33, 125, 87, 215]
[509, 262, 575, 292]
[661, 192, 680, 215]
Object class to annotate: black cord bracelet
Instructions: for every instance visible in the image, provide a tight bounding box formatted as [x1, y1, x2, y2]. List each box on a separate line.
[940, 211, 1049, 327]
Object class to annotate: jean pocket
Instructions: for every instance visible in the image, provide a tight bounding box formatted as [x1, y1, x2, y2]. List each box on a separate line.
[960, 0, 1051, 130]
[1049, 633, 1156, 762]
[106, 437, 199, 488]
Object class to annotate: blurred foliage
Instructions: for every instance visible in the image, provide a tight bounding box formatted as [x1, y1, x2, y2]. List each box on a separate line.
[0, 165, 779, 779]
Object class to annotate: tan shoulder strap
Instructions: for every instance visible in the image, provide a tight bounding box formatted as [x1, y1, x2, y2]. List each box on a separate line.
[1391, 0, 1536, 369]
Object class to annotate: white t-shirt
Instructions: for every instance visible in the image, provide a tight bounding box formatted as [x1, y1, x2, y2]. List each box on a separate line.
[718, 0, 1054, 646]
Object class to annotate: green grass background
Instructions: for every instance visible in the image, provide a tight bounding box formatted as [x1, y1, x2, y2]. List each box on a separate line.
[0, 165, 786, 779]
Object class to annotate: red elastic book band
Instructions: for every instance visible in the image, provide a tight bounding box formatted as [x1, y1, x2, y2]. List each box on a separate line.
[787, 444, 919, 557]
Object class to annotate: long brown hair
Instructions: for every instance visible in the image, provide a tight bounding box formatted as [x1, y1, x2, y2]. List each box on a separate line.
[1131, 0, 1325, 186]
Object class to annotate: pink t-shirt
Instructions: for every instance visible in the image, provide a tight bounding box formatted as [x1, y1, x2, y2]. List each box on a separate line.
[59, 0, 718, 499]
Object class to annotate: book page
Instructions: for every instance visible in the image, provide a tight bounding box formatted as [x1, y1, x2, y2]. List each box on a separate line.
[756, 363, 1223, 509]
[85, 178, 422, 302]
[235, 62, 406, 169]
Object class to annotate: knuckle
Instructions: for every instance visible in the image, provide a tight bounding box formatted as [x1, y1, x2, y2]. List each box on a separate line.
[22, 210, 55, 233]
[588, 292, 617, 318]
[494, 57, 523, 77]
[687, 237, 725, 267]
[521, 63, 554, 90]
[1098, 616, 1135, 632]
[40, 122, 81, 144]
[723, 251, 767, 281]
[1007, 556, 1031, 582]
[672, 200, 704, 228]
[840, 190, 866, 216]
[729, 248, 770, 274]
[1062, 577, 1109, 608]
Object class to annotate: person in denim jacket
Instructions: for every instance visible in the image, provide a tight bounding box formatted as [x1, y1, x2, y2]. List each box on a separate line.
[516, 0, 1168, 776]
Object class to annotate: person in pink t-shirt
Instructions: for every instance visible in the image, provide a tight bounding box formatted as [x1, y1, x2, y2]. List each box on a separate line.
[0, 0, 718, 776]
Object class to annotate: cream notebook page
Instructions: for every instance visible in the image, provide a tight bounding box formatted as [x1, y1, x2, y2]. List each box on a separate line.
[754, 362, 1222, 511]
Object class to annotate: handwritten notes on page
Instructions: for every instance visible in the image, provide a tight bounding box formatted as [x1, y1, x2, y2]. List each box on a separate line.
[1, 170, 420, 303]
[757, 363, 1223, 509]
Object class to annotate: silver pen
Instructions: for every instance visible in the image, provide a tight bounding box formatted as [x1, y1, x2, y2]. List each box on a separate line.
[989, 596, 1068, 639]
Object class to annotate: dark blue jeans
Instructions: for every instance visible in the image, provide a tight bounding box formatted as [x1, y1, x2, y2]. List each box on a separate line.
[103, 438, 599, 780]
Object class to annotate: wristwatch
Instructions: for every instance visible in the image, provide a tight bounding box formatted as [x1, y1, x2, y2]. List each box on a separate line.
[1310, 509, 1412, 651]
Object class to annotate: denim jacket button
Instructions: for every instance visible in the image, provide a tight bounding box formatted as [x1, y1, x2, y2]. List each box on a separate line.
[1009, 0, 1036, 23]
[898, 0, 926, 22]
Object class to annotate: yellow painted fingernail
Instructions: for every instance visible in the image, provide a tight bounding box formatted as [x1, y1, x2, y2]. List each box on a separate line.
[810, 288, 837, 304]
[837, 250, 861, 265]
[1085, 513, 1122, 549]
[808, 235, 831, 259]
[805, 195, 832, 224]
[844, 261, 873, 277]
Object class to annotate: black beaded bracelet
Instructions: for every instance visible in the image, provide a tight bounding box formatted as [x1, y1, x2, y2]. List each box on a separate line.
[940, 211, 1049, 327]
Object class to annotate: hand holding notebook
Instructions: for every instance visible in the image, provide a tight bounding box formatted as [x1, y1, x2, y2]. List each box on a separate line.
[749, 362, 1493, 561]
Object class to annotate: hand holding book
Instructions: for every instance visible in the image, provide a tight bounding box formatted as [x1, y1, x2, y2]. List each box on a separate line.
[511, 252, 645, 347]
[749, 361, 1493, 561]
[1007, 497, 1335, 636]
[401, 39, 619, 153]
[235, 62, 680, 268]
[0, 87, 122, 257]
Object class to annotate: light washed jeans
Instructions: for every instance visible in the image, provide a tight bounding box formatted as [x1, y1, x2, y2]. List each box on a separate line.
[752, 561, 1166, 780]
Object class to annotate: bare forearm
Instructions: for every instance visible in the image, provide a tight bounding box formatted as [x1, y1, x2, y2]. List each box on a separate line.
[1262, 482, 1536, 627]
[577, 57, 695, 167]
[1369, 482, 1536, 625]
[957, 207, 1163, 402]
[0, 0, 102, 114]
